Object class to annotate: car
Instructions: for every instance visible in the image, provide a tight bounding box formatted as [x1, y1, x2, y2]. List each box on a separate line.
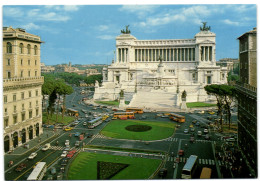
[195, 122, 200, 126]
[64, 127, 73, 131]
[208, 111, 215, 115]
[42, 143, 50, 151]
[112, 117, 117, 120]
[61, 158, 68, 166]
[64, 145, 70, 151]
[184, 129, 189, 134]
[75, 141, 80, 147]
[226, 138, 236, 142]
[47, 175, 53, 180]
[190, 127, 195, 132]
[79, 134, 84, 141]
[159, 168, 168, 177]
[74, 132, 80, 137]
[192, 120, 197, 124]
[190, 136, 195, 142]
[198, 110, 205, 114]
[28, 152, 37, 160]
[176, 124, 181, 128]
[65, 140, 70, 146]
[205, 134, 210, 140]
[67, 152, 74, 158]
[61, 151, 68, 158]
[57, 172, 63, 180]
[83, 122, 87, 126]
[74, 121, 80, 125]
[15, 163, 27, 172]
[51, 167, 56, 175]
[204, 129, 209, 134]
[197, 131, 202, 136]
[189, 124, 194, 128]
[178, 150, 184, 156]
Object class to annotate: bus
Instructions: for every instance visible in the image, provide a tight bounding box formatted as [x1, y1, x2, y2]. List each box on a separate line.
[200, 167, 212, 179]
[67, 108, 79, 117]
[126, 108, 144, 114]
[113, 112, 135, 120]
[181, 155, 198, 179]
[27, 162, 47, 180]
[169, 113, 185, 123]
[88, 117, 103, 129]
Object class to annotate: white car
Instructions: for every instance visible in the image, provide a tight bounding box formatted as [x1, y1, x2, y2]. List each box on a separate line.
[204, 129, 209, 133]
[198, 110, 205, 114]
[184, 129, 189, 133]
[61, 151, 68, 158]
[28, 152, 37, 159]
[83, 122, 87, 126]
[197, 131, 202, 136]
[65, 140, 70, 146]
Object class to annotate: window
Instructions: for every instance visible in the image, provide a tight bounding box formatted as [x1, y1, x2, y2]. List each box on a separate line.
[4, 95, 7, 103]
[19, 43, 23, 54]
[27, 44, 31, 54]
[21, 71, 23, 77]
[22, 113, 25, 121]
[4, 108, 7, 115]
[207, 71, 212, 74]
[28, 59, 30, 65]
[207, 76, 212, 84]
[7, 71, 11, 79]
[29, 102, 32, 108]
[13, 94, 16, 101]
[4, 118, 9, 128]
[36, 100, 38, 106]
[35, 71, 37, 77]
[29, 111, 32, 118]
[14, 105, 17, 112]
[28, 71, 31, 77]
[6, 42, 12, 53]
[35, 59, 37, 65]
[13, 116, 17, 124]
[36, 90, 38, 96]
[21, 92, 24, 99]
[21, 59, 23, 65]
[7, 59, 10, 66]
[29, 91, 32, 97]
[34, 45, 37, 55]
[36, 109, 39, 116]
[22, 104, 25, 110]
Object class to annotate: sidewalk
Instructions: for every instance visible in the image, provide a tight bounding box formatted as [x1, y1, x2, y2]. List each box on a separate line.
[5, 128, 60, 156]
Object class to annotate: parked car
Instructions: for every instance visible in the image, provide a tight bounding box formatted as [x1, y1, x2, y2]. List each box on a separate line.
[57, 172, 63, 180]
[205, 134, 210, 140]
[50, 167, 56, 175]
[61, 158, 68, 166]
[190, 136, 195, 143]
[28, 152, 37, 160]
[197, 131, 202, 136]
[192, 120, 197, 124]
[83, 122, 87, 126]
[190, 127, 195, 132]
[204, 129, 209, 134]
[198, 110, 205, 114]
[15, 163, 27, 172]
[42, 143, 50, 151]
[184, 129, 189, 134]
[64, 127, 73, 131]
[65, 140, 70, 146]
[61, 151, 68, 158]
[189, 124, 194, 128]
[195, 122, 200, 126]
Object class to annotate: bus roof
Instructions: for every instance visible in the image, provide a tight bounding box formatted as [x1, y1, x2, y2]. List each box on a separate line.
[183, 155, 198, 171]
[114, 112, 134, 114]
[67, 108, 78, 112]
[27, 162, 46, 180]
[170, 113, 184, 118]
[200, 167, 212, 179]
[88, 117, 102, 123]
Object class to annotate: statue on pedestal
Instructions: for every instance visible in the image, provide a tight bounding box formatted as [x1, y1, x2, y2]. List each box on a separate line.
[95, 80, 99, 88]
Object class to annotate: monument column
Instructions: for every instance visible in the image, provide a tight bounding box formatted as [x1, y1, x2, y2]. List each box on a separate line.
[124, 48, 126, 62]
[204, 46, 206, 61]
[188, 48, 190, 61]
[155, 49, 157, 61]
[148, 49, 150, 61]
[173, 48, 175, 61]
[177, 48, 179, 61]
[207, 46, 210, 61]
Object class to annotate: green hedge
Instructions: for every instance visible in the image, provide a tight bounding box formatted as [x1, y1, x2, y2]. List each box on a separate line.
[186, 102, 217, 108]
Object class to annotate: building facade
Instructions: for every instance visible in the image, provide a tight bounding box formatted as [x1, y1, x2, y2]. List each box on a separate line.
[236, 27, 257, 177]
[3, 26, 44, 153]
[216, 58, 239, 73]
[94, 25, 227, 108]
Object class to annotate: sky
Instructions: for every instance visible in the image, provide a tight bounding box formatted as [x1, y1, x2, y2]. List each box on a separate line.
[2, 4, 257, 65]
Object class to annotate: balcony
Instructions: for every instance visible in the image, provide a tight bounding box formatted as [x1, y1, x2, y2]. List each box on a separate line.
[235, 81, 257, 98]
[3, 76, 44, 90]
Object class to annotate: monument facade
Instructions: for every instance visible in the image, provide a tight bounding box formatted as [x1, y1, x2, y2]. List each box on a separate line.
[94, 24, 227, 109]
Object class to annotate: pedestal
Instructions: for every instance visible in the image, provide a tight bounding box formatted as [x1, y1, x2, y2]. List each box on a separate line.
[180, 99, 187, 110]
[119, 97, 126, 109]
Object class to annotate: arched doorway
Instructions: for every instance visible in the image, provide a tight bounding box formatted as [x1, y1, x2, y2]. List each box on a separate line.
[21, 129, 26, 143]
[36, 123, 39, 136]
[13, 132, 18, 148]
[29, 126, 33, 140]
[4, 135, 10, 153]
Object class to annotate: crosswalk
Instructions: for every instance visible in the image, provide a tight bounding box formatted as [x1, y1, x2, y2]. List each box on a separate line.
[94, 134, 106, 139]
[166, 137, 178, 142]
[167, 156, 216, 166]
[49, 146, 82, 152]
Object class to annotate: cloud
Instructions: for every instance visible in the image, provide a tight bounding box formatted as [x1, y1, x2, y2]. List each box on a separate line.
[27, 9, 70, 22]
[97, 35, 115, 40]
[22, 23, 41, 30]
[98, 25, 109, 31]
[3, 7, 24, 17]
[45, 5, 80, 12]
[222, 19, 240, 26]
[119, 5, 159, 18]
[64, 5, 80, 12]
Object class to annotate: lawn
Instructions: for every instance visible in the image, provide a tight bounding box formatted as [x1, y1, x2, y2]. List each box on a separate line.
[95, 100, 130, 106]
[187, 102, 217, 108]
[42, 113, 75, 125]
[101, 120, 175, 141]
[67, 152, 161, 180]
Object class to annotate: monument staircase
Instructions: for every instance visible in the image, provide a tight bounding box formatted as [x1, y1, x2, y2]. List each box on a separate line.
[128, 91, 178, 110]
